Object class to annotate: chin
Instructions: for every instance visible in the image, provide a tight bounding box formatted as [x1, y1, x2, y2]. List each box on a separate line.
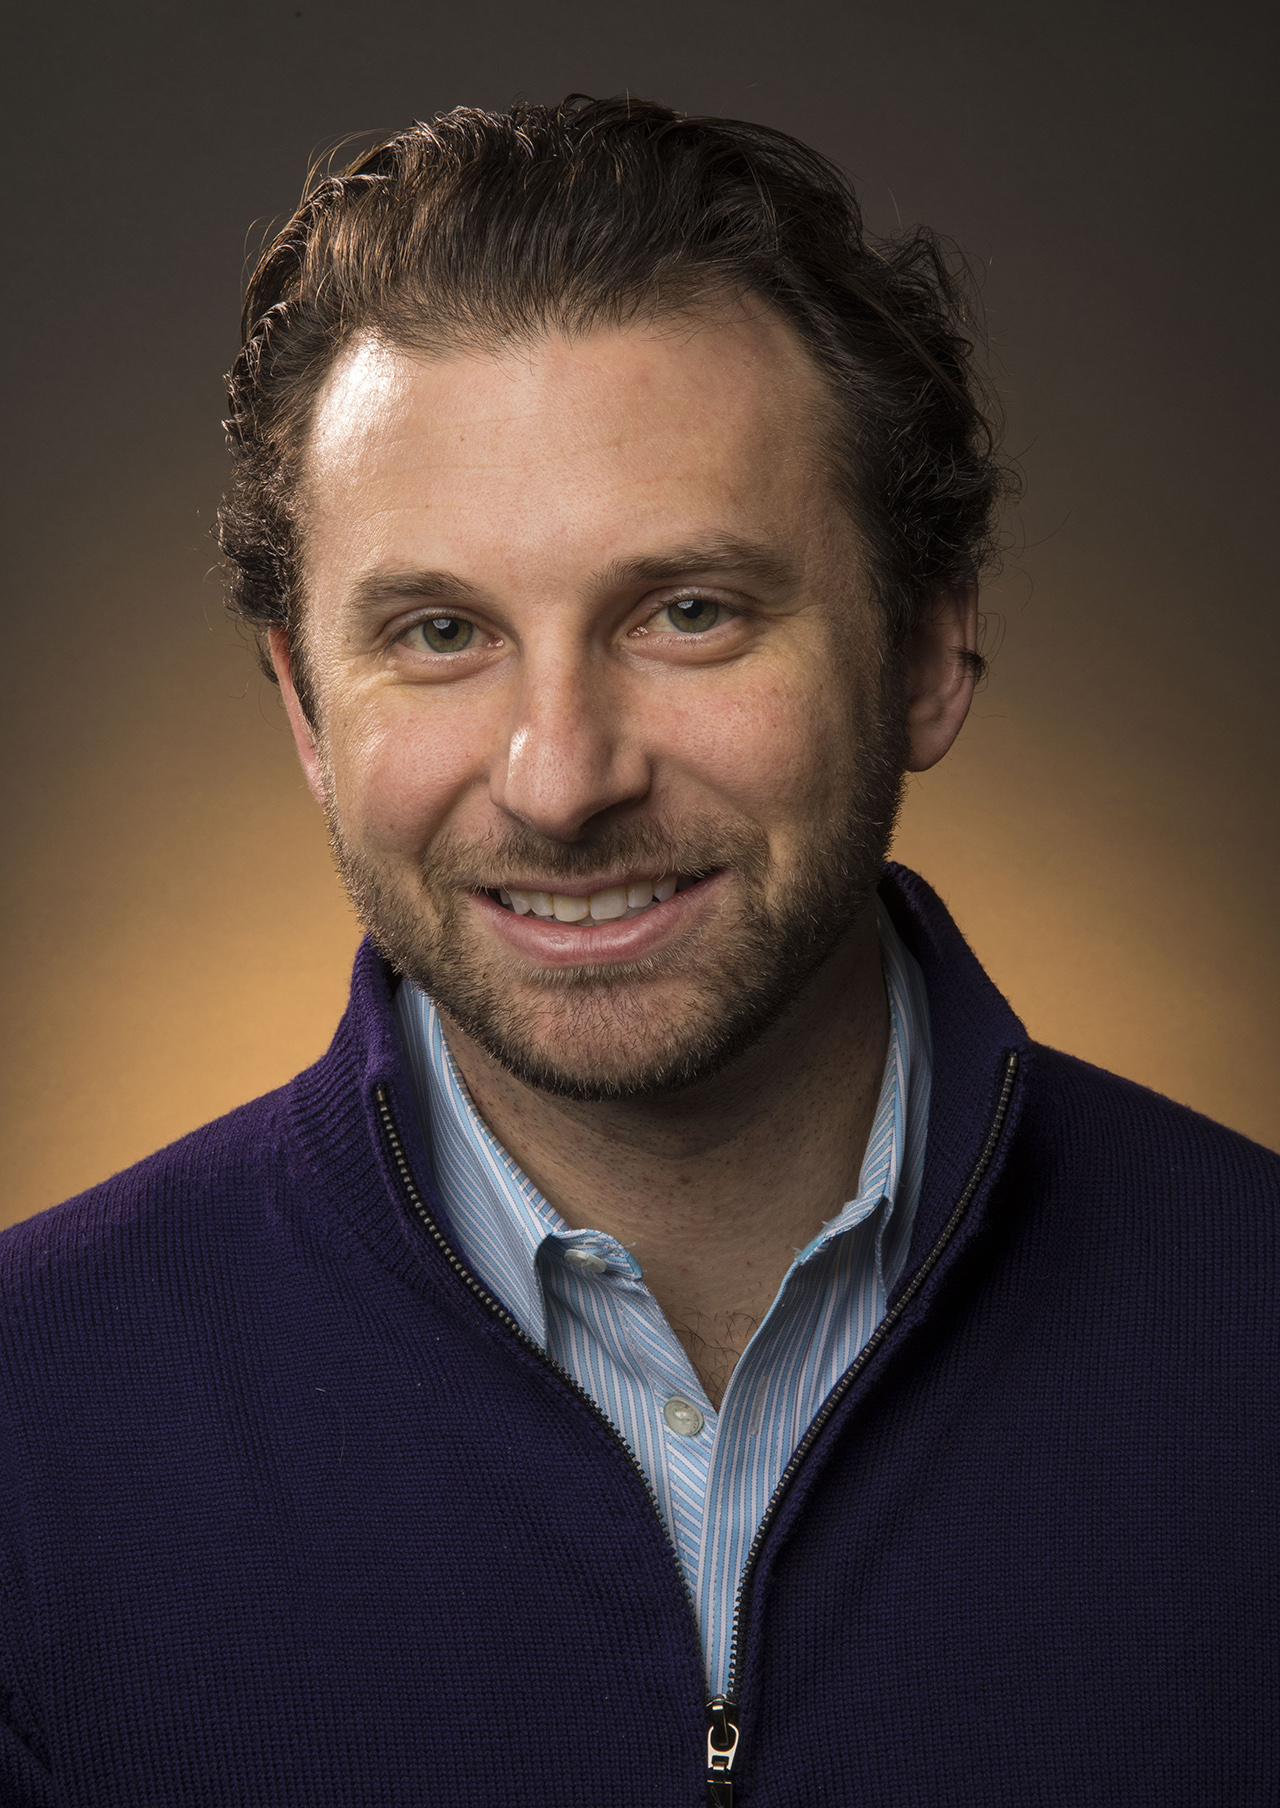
[444, 973, 796, 1103]
[465, 1036, 731, 1104]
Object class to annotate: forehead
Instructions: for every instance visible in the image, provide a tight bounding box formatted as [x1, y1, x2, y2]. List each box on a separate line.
[301, 305, 841, 592]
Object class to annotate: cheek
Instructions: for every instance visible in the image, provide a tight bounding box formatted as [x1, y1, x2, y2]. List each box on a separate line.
[661, 659, 852, 824]
[326, 699, 488, 855]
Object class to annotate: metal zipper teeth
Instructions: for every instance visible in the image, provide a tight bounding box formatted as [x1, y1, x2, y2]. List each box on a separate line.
[372, 1083, 705, 1663]
[720, 1046, 1021, 1708]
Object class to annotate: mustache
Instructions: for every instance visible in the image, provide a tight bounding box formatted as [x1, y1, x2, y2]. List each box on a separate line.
[418, 817, 771, 890]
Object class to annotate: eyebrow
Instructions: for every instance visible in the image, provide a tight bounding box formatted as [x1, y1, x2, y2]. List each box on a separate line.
[597, 535, 802, 593]
[346, 534, 802, 615]
[348, 569, 489, 612]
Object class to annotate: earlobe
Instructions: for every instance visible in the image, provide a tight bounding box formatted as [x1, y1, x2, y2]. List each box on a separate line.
[902, 584, 980, 773]
[267, 625, 328, 807]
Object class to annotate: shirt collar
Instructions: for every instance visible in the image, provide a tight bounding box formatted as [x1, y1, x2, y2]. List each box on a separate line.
[395, 986, 562, 1345]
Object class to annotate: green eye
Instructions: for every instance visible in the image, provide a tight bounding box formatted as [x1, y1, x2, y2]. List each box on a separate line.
[661, 598, 722, 634]
[414, 616, 475, 653]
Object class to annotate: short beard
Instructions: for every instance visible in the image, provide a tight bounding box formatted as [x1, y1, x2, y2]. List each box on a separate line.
[327, 685, 907, 1104]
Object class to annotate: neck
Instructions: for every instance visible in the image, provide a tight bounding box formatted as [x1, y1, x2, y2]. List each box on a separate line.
[441, 905, 888, 1407]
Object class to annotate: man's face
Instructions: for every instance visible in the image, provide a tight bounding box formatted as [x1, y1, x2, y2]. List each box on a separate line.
[282, 305, 909, 1099]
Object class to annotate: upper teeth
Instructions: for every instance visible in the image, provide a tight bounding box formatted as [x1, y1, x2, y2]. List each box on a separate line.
[499, 875, 679, 922]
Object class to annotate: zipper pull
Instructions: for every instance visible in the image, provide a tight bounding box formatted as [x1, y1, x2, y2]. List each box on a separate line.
[706, 1696, 739, 1806]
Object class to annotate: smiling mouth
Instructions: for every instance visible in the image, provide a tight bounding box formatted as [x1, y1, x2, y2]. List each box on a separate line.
[486, 873, 709, 924]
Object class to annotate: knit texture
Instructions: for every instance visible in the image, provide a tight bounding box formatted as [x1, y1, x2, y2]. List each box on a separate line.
[0, 864, 1276, 1806]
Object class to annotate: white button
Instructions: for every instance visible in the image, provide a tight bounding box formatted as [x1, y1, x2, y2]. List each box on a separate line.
[562, 1247, 610, 1273]
[663, 1396, 705, 1437]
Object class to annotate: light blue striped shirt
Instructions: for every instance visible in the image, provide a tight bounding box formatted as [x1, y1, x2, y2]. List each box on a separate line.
[394, 899, 931, 1693]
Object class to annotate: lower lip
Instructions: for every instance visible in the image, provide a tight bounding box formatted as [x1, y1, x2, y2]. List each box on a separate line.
[467, 875, 722, 967]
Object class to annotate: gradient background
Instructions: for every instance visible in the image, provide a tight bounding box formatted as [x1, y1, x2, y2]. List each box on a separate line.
[3, 0, 1277, 1229]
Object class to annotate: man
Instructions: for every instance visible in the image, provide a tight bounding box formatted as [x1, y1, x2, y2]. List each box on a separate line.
[0, 96, 1275, 1807]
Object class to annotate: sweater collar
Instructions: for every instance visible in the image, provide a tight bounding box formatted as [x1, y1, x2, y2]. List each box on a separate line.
[877, 862, 1030, 1276]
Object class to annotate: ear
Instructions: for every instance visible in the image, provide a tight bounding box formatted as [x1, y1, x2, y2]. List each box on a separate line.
[902, 584, 980, 773]
[268, 626, 328, 807]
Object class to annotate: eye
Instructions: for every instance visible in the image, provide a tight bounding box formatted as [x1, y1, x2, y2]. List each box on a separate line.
[408, 616, 476, 654]
[652, 597, 723, 635]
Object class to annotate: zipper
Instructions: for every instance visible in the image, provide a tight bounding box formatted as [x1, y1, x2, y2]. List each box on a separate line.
[377, 1048, 1020, 1807]
[705, 1695, 740, 1806]
[706, 1047, 1021, 1804]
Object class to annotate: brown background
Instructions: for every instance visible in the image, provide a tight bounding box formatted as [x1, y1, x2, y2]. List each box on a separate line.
[3, 0, 1277, 1229]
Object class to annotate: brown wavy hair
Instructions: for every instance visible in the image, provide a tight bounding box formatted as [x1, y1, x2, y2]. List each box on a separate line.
[218, 95, 1015, 701]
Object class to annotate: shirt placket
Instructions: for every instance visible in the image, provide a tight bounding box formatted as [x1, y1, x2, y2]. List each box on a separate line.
[543, 1234, 719, 1588]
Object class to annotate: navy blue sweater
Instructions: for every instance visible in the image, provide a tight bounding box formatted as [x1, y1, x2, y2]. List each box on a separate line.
[1, 866, 1277, 1806]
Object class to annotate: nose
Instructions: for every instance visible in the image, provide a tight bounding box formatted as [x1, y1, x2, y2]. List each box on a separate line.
[489, 648, 651, 841]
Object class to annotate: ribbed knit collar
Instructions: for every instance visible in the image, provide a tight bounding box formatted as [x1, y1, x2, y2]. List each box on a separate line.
[875, 863, 1031, 1281]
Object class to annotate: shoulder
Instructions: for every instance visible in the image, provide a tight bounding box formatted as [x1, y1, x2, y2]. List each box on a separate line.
[0, 1085, 293, 1306]
[1020, 1042, 1280, 1204]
